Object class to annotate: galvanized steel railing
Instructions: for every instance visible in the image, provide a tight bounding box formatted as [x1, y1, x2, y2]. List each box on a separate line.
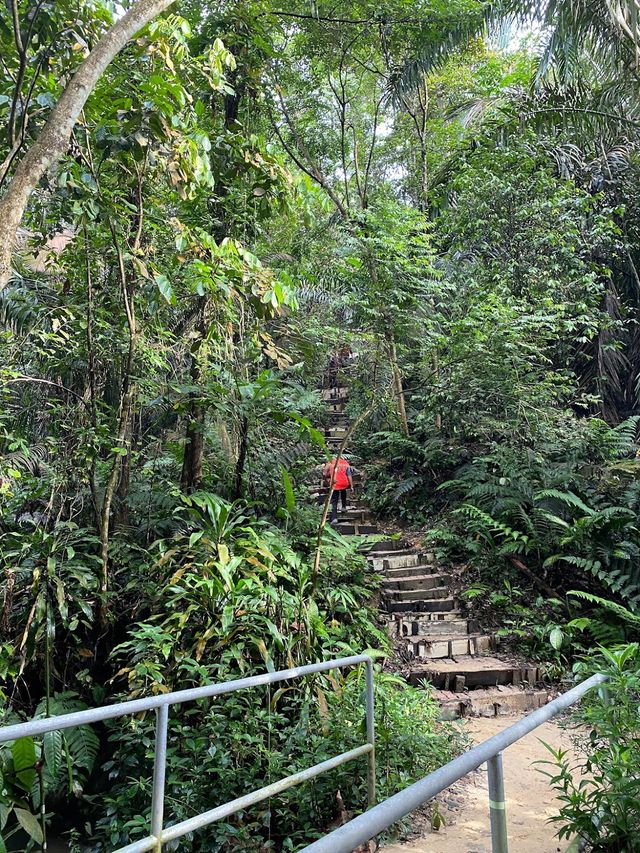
[0, 654, 375, 853]
[302, 672, 609, 853]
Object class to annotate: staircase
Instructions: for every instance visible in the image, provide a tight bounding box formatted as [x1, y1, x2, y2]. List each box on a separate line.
[316, 383, 549, 719]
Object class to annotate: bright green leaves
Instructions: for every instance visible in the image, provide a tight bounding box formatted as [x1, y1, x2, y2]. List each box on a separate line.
[14, 809, 43, 845]
[11, 737, 36, 793]
[204, 38, 237, 94]
[42, 730, 63, 789]
[154, 273, 176, 306]
[280, 465, 296, 513]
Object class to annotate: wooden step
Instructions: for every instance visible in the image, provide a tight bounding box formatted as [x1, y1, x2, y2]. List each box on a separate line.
[384, 552, 435, 570]
[338, 509, 372, 523]
[325, 427, 349, 438]
[383, 573, 451, 592]
[389, 616, 471, 637]
[367, 551, 418, 570]
[435, 685, 550, 719]
[360, 539, 406, 554]
[407, 657, 543, 691]
[321, 387, 349, 401]
[383, 563, 441, 579]
[403, 634, 495, 659]
[385, 597, 457, 614]
[334, 523, 379, 535]
[384, 585, 450, 602]
[383, 571, 450, 589]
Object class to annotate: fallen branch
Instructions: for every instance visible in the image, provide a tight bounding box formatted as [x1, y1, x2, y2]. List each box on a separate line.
[508, 555, 567, 608]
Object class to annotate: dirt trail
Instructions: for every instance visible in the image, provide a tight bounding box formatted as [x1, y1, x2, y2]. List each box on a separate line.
[384, 716, 577, 853]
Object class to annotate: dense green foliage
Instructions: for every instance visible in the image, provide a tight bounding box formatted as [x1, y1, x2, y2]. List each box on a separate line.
[2, 0, 640, 848]
[540, 644, 640, 852]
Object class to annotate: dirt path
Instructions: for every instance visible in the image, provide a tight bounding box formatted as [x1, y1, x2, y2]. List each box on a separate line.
[384, 716, 576, 853]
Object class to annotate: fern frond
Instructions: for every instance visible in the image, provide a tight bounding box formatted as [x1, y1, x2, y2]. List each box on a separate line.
[392, 476, 423, 502]
[534, 489, 594, 515]
[568, 589, 640, 621]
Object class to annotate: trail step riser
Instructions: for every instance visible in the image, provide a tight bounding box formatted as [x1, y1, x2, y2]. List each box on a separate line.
[382, 564, 441, 579]
[383, 574, 451, 592]
[388, 616, 477, 636]
[384, 586, 450, 602]
[389, 617, 470, 637]
[405, 635, 495, 659]
[381, 553, 424, 570]
[366, 552, 419, 570]
[407, 661, 542, 691]
[386, 598, 457, 614]
[361, 540, 407, 553]
[436, 688, 550, 720]
[335, 524, 379, 535]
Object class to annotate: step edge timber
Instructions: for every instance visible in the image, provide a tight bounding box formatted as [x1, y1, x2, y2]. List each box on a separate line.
[382, 572, 451, 586]
[435, 686, 550, 719]
[385, 598, 458, 614]
[405, 658, 543, 691]
[382, 565, 441, 578]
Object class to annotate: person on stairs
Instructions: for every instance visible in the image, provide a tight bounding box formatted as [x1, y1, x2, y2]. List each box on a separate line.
[323, 455, 354, 525]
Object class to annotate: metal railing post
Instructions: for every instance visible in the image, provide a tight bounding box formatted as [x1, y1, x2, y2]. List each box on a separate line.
[487, 752, 508, 853]
[150, 704, 169, 852]
[365, 659, 376, 809]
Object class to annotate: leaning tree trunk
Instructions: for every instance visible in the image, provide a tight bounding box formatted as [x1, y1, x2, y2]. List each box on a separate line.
[180, 296, 208, 492]
[387, 332, 410, 437]
[0, 0, 174, 290]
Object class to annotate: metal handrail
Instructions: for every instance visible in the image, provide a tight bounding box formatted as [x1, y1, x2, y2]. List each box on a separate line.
[302, 672, 609, 853]
[0, 654, 375, 853]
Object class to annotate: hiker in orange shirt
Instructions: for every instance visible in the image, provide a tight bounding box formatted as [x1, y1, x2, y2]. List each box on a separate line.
[322, 455, 354, 524]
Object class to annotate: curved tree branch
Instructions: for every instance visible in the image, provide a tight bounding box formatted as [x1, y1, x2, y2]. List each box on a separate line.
[0, 0, 175, 291]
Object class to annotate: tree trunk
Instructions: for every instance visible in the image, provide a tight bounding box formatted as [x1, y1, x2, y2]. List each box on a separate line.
[98, 222, 137, 621]
[233, 416, 250, 500]
[180, 296, 207, 493]
[431, 351, 442, 430]
[0, 0, 174, 291]
[387, 332, 409, 437]
[180, 388, 205, 492]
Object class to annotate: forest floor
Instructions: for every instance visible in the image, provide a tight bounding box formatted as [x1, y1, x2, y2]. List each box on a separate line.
[383, 715, 579, 853]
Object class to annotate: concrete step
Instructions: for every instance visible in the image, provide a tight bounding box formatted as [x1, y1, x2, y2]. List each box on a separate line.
[435, 685, 550, 720]
[385, 597, 457, 614]
[404, 634, 495, 659]
[325, 427, 349, 439]
[384, 585, 450, 602]
[389, 616, 471, 637]
[383, 573, 451, 591]
[406, 657, 543, 691]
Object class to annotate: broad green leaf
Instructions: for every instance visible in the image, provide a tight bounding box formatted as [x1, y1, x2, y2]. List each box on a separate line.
[14, 809, 43, 844]
[12, 737, 36, 792]
[44, 730, 63, 786]
[549, 627, 564, 650]
[280, 466, 295, 513]
[154, 273, 176, 305]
